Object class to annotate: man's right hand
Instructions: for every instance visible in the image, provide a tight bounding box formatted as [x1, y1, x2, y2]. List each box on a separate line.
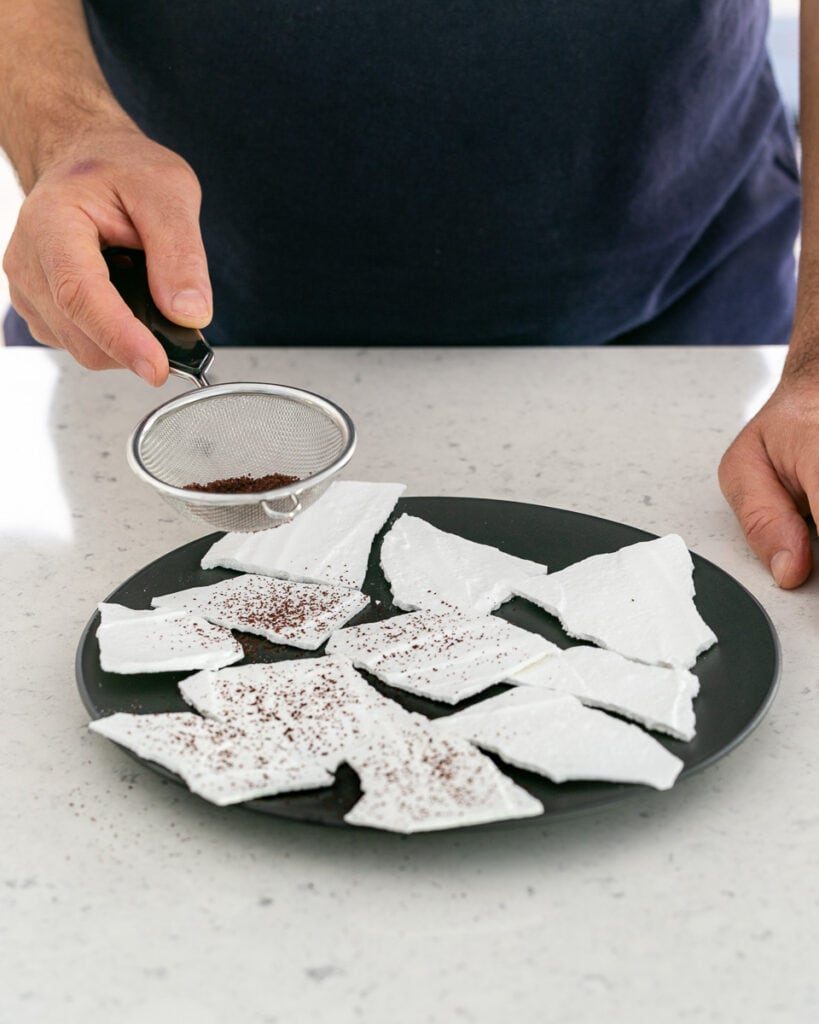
[3, 119, 212, 385]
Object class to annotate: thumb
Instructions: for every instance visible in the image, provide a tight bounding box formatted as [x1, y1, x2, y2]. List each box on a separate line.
[718, 436, 812, 589]
[126, 170, 212, 328]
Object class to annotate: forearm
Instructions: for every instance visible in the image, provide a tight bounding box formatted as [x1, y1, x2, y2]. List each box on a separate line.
[0, 0, 132, 191]
[786, 1, 819, 380]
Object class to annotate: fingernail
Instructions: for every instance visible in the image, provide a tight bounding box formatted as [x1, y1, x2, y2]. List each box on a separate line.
[134, 359, 157, 386]
[171, 288, 209, 320]
[771, 550, 792, 587]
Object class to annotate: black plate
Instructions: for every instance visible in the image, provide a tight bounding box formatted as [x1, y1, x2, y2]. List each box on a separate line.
[76, 497, 780, 828]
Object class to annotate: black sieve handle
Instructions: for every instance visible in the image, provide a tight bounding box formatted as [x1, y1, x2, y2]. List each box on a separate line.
[103, 247, 214, 387]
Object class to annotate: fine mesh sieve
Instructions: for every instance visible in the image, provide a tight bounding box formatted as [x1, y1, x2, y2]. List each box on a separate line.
[129, 382, 355, 531]
[107, 248, 356, 532]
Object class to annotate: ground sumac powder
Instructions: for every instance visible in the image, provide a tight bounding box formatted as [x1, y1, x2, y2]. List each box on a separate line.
[183, 472, 299, 494]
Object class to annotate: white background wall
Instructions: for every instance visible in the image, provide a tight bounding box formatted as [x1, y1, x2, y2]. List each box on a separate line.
[0, 2, 801, 343]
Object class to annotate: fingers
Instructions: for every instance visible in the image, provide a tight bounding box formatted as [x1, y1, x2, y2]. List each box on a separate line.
[122, 165, 212, 328]
[34, 211, 170, 385]
[11, 281, 121, 370]
[719, 429, 813, 588]
[4, 132, 210, 383]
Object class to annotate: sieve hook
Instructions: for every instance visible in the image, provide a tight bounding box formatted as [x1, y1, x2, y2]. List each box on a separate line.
[261, 493, 303, 523]
[103, 247, 215, 389]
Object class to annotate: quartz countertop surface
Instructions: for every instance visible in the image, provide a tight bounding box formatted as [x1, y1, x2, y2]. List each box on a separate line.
[1, 346, 816, 1024]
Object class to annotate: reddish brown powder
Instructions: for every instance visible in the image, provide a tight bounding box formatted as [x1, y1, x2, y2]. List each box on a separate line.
[183, 472, 299, 494]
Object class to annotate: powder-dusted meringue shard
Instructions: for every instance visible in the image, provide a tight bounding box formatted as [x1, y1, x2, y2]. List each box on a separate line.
[437, 688, 684, 790]
[513, 534, 717, 669]
[152, 574, 368, 650]
[326, 610, 557, 704]
[179, 657, 543, 830]
[381, 514, 548, 614]
[89, 712, 333, 805]
[180, 656, 411, 770]
[202, 481, 406, 589]
[509, 645, 700, 741]
[343, 717, 543, 832]
[96, 602, 244, 674]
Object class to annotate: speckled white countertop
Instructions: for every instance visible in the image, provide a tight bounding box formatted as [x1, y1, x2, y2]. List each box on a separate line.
[1, 346, 816, 1024]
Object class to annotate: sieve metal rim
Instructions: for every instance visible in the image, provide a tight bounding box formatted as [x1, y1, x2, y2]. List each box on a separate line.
[126, 381, 356, 506]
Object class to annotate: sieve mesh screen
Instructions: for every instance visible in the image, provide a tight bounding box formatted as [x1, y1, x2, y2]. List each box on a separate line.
[130, 384, 355, 532]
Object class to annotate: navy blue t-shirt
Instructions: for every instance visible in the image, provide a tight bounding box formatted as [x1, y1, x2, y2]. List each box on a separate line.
[7, 2, 802, 346]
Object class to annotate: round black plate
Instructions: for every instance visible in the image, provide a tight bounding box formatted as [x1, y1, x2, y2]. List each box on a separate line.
[76, 497, 780, 828]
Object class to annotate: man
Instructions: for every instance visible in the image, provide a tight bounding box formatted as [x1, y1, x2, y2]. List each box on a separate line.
[0, 1, 816, 588]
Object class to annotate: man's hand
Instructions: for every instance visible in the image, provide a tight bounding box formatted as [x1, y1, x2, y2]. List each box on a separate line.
[0, 0, 211, 385]
[3, 120, 211, 385]
[719, 373, 818, 588]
